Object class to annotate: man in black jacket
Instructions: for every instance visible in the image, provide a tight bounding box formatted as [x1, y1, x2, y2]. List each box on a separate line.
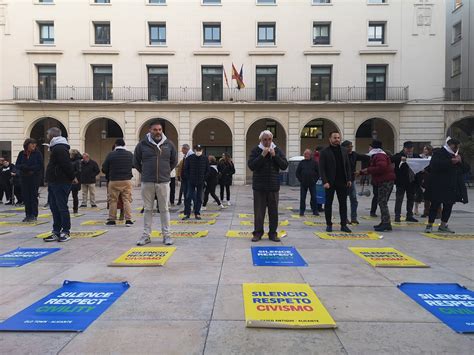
[391, 141, 420, 222]
[80, 153, 100, 208]
[43, 127, 75, 242]
[183, 144, 208, 220]
[296, 149, 319, 216]
[319, 131, 352, 233]
[102, 138, 134, 226]
[248, 130, 288, 242]
[0, 159, 15, 205]
[341, 140, 370, 224]
[425, 139, 470, 234]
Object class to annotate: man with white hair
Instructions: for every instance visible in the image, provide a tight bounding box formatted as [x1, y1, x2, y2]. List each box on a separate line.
[248, 130, 288, 242]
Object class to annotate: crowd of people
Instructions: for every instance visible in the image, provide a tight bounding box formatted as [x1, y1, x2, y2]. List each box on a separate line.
[1, 123, 470, 245]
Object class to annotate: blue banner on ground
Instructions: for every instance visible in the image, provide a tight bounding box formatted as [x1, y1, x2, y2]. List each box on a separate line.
[0, 248, 60, 267]
[0, 280, 130, 332]
[398, 283, 474, 333]
[251, 246, 308, 267]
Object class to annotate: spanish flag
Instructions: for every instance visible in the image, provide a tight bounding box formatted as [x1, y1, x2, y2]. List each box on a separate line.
[232, 63, 245, 90]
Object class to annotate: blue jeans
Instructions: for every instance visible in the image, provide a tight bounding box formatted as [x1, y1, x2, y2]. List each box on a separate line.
[48, 183, 72, 234]
[184, 183, 204, 216]
[299, 184, 317, 215]
[348, 182, 358, 220]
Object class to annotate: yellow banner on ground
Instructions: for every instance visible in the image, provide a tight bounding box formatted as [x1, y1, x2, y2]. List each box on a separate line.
[151, 230, 209, 238]
[109, 247, 176, 266]
[226, 230, 287, 238]
[81, 220, 135, 226]
[242, 283, 336, 329]
[36, 230, 108, 239]
[291, 214, 321, 220]
[238, 213, 254, 219]
[170, 219, 216, 225]
[0, 221, 47, 227]
[349, 247, 429, 267]
[240, 220, 289, 227]
[285, 206, 294, 210]
[304, 221, 339, 227]
[393, 222, 438, 227]
[0, 231, 11, 235]
[0, 213, 17, 218]
[178, 213, 220, 219]
[38, 213, 84, 219]
[422, 233, 474, 240]
[11, 207, 25, 211]
[315, 232, 382, 240]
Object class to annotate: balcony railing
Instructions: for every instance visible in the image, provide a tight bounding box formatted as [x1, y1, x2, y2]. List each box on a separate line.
[12, 86, 409, 102]
[444, 88, 474, 101]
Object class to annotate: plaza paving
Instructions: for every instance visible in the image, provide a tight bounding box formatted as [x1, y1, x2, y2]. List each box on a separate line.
[0, 184, 473, 355]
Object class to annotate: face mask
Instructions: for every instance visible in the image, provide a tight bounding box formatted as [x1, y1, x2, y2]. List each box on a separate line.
[196, 151, 203, 157]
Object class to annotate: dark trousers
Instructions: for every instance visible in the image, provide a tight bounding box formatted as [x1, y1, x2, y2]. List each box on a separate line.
[429, 201, 454, 224]
[299, 184, 316, 215]
[220, 184, 231, 201]
[69, 187, 79, 211]
[178, 179, 187, 204]
[184, 183, 204, 216]
[378, 181, 394, 224]
[253, 190, 279, 238]
[21, 176, 39, 218]
[48, 183, 72, 234]
[347, 182, 358, 220]
[395, 183, 416, 218]
[0, 185, 3, 202]
[0, 182, 12, 202]
[203, 183, 221, 207]
[325, 182, 348, 226]
[14, 184, 22, 203]
[170, 177, 176, 205]
[370, 184, 379, 214]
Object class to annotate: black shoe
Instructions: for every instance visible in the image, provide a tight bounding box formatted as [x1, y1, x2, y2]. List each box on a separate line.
[313, 212, 320, 216]
[43, 203, 49, 208]
[351, 219, 360, 225]
[182, 215, 190, 220]
[80, 204, 87, 208]
[370, 213, 378, 218]
[195, 215, 202, 220]
[73, 209, 78, 214]
[373, 222, 382, 229]
[299, 213, 305, 217]
[326, 225, 333, 232]
[5, 201, 14, 205]
[140, 208, 144, 214]
[318, 207, 324, 212]
[341, 225, 352, 233]
[91, 204, 97, 208]
[251, 235, 261, 242]
[374, 223, 392, 232]
[269, 236, 281, 243]
[420, 214, 427, 218]
[43, 233, 59, 242]
[405, 216, 419, 223]
[177, 202, 182, 206]
[125, 220, 134, 226]
[58, 233, 71, 242]
[22, 217, 32, 223]
[105, 220, 116, 226]
[394, 217, 401, 223]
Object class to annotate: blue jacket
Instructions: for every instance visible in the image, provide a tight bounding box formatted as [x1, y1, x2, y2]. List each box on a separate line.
[15, 150, 43, 178]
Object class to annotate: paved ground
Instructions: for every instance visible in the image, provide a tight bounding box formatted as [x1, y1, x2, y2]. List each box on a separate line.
[0, 184, 472, 355]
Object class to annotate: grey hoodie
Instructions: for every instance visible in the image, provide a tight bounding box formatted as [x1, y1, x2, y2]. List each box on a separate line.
[133, 133, 178, 183]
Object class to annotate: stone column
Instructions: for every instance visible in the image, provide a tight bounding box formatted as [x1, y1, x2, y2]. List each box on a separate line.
[178, 111, 191, 158]
[343, 111, 355, 148]
[288, 111, 300, 158]
[68, 110, 81, 152]
[233, 111, 245, 185]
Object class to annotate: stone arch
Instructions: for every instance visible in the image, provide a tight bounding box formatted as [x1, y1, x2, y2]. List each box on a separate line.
[300, 118, 340, 154]
[355, 117, 397, 154]
[192, 117, 233, 157]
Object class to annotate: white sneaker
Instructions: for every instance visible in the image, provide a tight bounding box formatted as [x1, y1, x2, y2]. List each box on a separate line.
[136, 235, 151, 246]
[201, 206, 207, 211]
[219, 204, 225, 209]
[163, 236, 174, 245]
[226, 200, 231, 206]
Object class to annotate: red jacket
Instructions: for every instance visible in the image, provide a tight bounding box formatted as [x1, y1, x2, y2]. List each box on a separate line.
[313, 151, 320, 163]
[367, 153, 395, 185]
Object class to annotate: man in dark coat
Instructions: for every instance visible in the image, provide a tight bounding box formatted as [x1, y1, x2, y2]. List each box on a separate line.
[425, 138, 470, 234]
[43, 127, 75, 242]
[183, 144, 209, 220]
[80, 153, 100, 208]
[391, 141, 421, 222]
[319, 131, 353, 233]
[0, 159, 15, 205]
[341, 140, 370, 224]
[296, 149, 319, 216]
[248, 130, 288, 242]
